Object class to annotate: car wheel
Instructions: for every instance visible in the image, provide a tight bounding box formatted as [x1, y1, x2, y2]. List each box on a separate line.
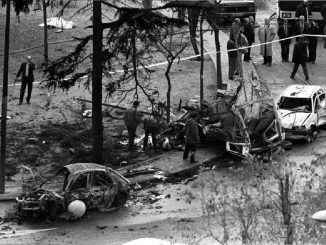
[48, 203, 59, 221]
[112, 191, 129, 208]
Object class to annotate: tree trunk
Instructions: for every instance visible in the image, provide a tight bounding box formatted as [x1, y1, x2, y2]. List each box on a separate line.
[42, 0, 48, 67]
[199, 12, 204, 102]
[280, 174, 294, 244]
[92, 0, 103, 164]
[188, 8, 200, 58]
[0, 0, 11, 193]
[165, 61, 173, 123]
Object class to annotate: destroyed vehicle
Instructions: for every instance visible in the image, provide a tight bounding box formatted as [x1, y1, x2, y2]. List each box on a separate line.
[278, 85, 326, 142]
[16, 163, 130, 220]
[223, 80, 284, 158]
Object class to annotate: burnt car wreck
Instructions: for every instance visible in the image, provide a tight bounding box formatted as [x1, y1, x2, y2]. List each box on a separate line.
[160, 79, 284, 158]
[15, 163, 130, 220]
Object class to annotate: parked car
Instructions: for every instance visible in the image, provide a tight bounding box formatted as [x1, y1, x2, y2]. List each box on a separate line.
[16, 163, 130, 220]
[278, 85, 326, 142]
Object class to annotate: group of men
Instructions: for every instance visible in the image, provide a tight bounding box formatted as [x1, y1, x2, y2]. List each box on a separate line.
[227, 0, 325, 82]
[123, 101, 200, 163]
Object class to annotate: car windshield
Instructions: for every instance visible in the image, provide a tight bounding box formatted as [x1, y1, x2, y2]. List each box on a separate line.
[278, 97, 312, 112]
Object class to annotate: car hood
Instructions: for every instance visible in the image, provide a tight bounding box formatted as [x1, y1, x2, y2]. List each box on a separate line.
[279, 109, 311, 128]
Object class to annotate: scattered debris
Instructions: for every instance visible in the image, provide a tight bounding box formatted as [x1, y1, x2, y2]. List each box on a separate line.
[96, 225, 108, 230]
[184, 175, 198, 185]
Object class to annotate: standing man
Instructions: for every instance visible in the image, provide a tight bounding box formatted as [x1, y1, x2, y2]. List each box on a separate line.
[183, 112, 200, 163]
[124, 101, 142, 152]
[290, 37, 309, 80]
[16, 56, 35, 105]
[258, 18, 276, 66]
[321, 3, 326, 29]
[230, 18, 241, 45]
[227, 36, 238, 80]
[277, 19, 293, 62]
[243, 16, 255, 62]
[307, 18, 318, 64]
[295, 0, 312, 21]
[295, 15, 309, 40]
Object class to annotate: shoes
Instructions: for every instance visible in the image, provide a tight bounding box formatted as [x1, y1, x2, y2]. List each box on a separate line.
[305, 77, 309, 80]
[290, 76, 294, 79]
[183, 156, 188, 160]
[262, 62, 267, 65]
[268, 63, 272, 66]
[234, 72, 239, 75]
[190, 155, 196, 163]
[244, 59, 249, 62]
[249, 57, 252, 60]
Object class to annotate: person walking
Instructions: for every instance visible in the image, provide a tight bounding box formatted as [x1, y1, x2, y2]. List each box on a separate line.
[227, 36, 238, 80]
[295, 0, 312, 21]
[290, 37, 309, 80]
[258, 18, 276, 66]
[183, 112, 200, 163]
[277, 19, 293, 62]
[16, 56, 35, 105]
[142, 111, 162, 153]
[307, 18, 318, 64]
[124, 101, 142, 152]
[243, 16, 255, 62]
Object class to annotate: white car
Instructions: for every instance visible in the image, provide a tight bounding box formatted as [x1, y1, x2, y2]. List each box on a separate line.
[278, 85, 326, 142]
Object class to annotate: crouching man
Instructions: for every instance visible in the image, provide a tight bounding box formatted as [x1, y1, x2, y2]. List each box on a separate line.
[143, 111, 163, 153]
[183, 112, 200, 163]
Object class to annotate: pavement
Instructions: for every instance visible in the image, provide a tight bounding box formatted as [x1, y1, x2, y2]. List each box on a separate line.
[0, 27, 258, 202]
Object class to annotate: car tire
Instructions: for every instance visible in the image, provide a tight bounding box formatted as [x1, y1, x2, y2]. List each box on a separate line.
[112, 191, 128, 208]
[48, 203, 59, 221]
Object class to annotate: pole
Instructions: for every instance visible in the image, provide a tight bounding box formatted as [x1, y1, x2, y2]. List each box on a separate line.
[42, 0, 49, 66]
[92, 0, 103, 164]
[199, 12, 204, 102]
[1, 0, 11, 193]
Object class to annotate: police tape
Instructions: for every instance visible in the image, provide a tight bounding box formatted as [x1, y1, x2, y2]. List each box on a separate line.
[34, 32, 326, 82]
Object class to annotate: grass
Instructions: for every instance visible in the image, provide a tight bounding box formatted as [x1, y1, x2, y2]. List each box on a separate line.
[0, 2, 92, 83]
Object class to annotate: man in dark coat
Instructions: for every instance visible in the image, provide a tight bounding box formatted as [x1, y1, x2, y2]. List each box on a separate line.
[16, 56, 35, 105]
[243, 16, 255, 61]
[124, 101, 142, 151]
[294, 15, 309, 41]
[290, 37, 309, 80]
[321, 3, 326, 29]
[277, 19, 293, 62]
[227, 36, 238, 80]
[183, 112, 200, 163]
[295, 0, 312, 21]
[307, 18, 318, 64]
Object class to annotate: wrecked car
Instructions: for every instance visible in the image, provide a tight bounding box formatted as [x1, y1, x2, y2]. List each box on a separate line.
[278, 85, 326, 142]
[16, 163, 130, 220]
[222, 80, 284, 158]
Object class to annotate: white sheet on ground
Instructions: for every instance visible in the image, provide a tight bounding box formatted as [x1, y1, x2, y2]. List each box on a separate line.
[38, 17, 75, 29]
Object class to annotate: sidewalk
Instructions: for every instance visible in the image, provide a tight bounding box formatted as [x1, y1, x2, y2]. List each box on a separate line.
[202, 28, 259, 97]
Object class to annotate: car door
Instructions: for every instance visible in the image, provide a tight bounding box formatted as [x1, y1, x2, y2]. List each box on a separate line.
[316, 89, 326, 126]
[89, 171, 118, 210]
[66, 172, 91, 206]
